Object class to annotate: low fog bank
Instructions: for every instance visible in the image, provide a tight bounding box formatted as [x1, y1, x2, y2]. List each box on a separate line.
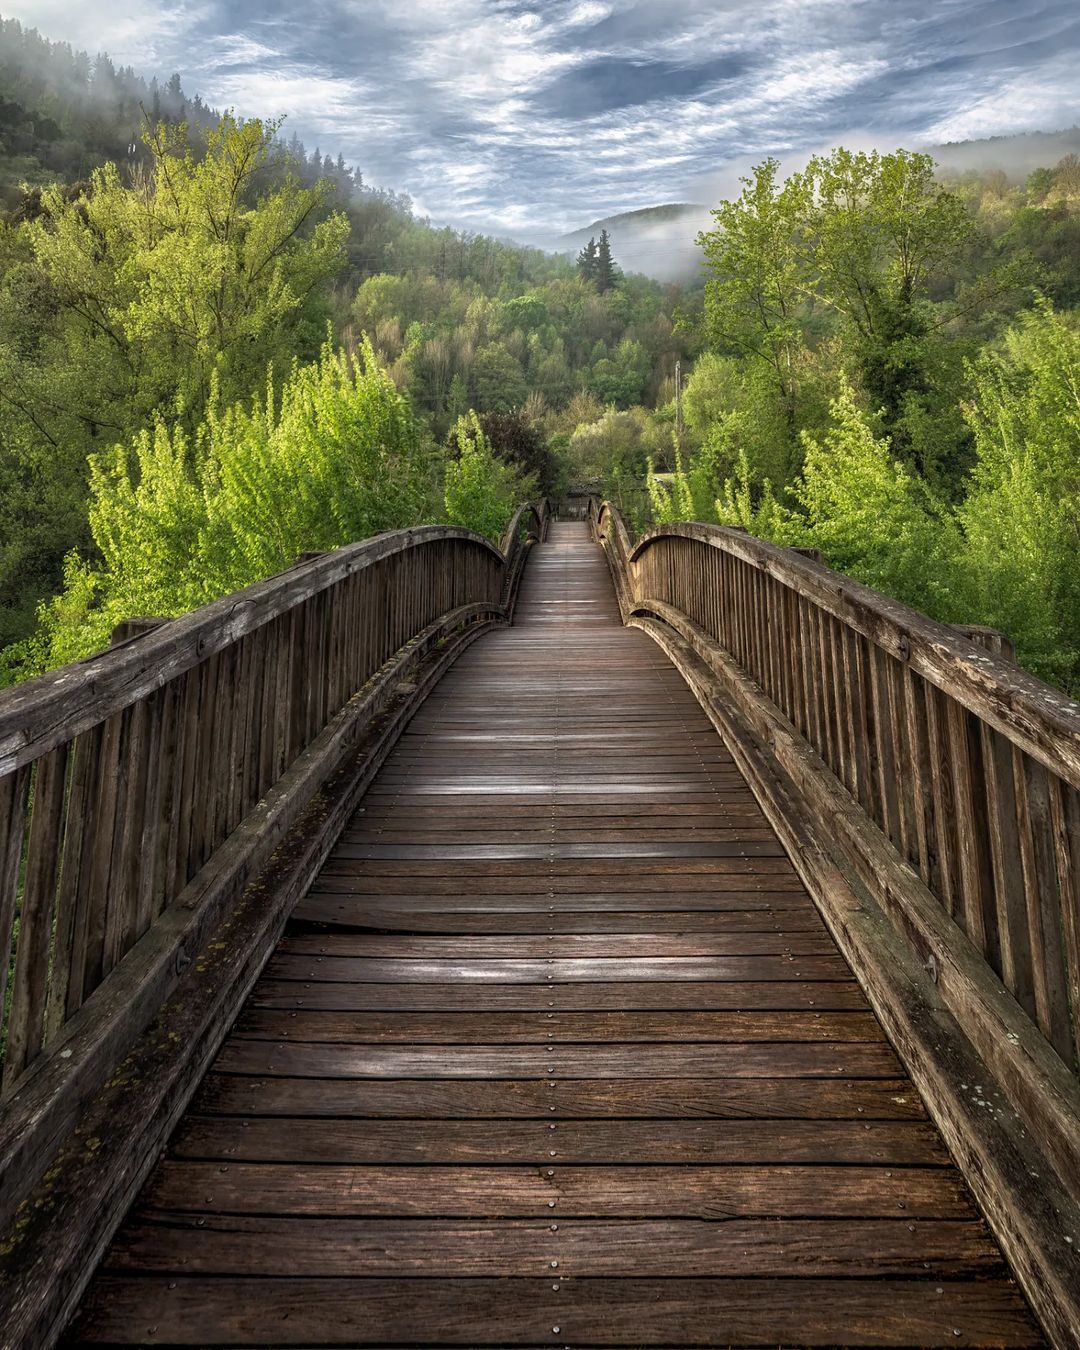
[541, 127, 1080, 283]
[551, 204, 714, 284]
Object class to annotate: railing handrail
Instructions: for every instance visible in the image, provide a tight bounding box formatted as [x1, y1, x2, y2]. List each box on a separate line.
[499, 498, 551, 556]
[593, 504, 1080, 789]
[0, 523, 512, 776]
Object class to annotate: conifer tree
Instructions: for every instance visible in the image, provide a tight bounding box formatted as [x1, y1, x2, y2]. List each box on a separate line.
[576, 236, 598, 284]
[596, 228, 619, 292]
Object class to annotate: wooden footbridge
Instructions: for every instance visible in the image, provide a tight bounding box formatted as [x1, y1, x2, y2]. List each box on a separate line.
[1, 504, 1078, 1347]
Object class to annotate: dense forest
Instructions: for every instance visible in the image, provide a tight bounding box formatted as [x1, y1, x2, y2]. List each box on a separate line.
[0, 19, 690, 677]
[0, 16, 1078, 696]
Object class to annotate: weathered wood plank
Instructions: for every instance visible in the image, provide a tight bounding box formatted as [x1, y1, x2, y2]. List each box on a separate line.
[141, 1160, 976, 1218]
[249, 978, 867, 1011]
[230, 1008, 882, 1044]
[213, 1038, 904, 1079]
[169, 1116, 949, 1165]
[193, 1073, 929, 1119]
[101, 1214, 1003, 1278]
[72, 1276, 1043, 1346]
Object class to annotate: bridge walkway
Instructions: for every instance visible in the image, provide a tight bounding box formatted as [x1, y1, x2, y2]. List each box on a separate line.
[69, 521, 1041, 1346]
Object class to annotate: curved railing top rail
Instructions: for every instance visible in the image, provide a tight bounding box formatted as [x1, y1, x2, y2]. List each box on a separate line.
[0, 520, 530, 776]
[593, 503, 1080, 790]
[500, 498, 551, 556]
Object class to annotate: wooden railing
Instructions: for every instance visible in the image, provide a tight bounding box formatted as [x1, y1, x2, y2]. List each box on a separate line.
[0, 504, 546, 1233]
[591, 499, 1080, 1345]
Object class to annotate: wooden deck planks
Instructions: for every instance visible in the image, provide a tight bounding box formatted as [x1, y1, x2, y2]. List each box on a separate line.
[69, 521, 1043, 1348]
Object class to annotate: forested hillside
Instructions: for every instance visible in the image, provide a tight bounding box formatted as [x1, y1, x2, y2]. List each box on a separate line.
[1, 16, 1078, 697]
[649, 149, 1080, 692]
[0, 20, 690, 678]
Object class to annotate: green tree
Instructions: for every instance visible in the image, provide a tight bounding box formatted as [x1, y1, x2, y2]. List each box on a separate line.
[470, 341, 528, 412]
[790, 379, 961, 616]
[443, 412, 535, 541]
[696, 157, 809, 460]
[11, 338, 432, 672]
[0, 113, 348, 649]
[793, 148, 971, 458]
[576, 236, 598, 285]
[23, 113, 348, 429]
[595, 228, 619, 293]
[956, 301, 1080, 689]
[589, 338, 649, 407]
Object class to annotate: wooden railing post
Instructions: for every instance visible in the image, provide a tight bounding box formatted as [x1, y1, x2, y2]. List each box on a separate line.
[952, 623, 1016, 662]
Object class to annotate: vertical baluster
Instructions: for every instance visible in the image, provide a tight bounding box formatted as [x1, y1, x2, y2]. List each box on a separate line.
[287, 600, 309, 766]
[47, 726, 101, 1033]
[945, 699, 1000, 968]
[979, 723, 1035, 1018]
[223, 636, 249, 834]
[239, 627, 265, 817]
[770, 578, 789, 715]
[3, 745, 69, 1093]
[172, 664, 202, 896]
[194, 652, 224, 870]
[1014, 751, 1072, 1063]
[132, 686, 168, 940]
[840, 628, 873, 811]
[785, 588, 807, 736]
[813, 608, 837, 773]
[798, 599, 822, 753]
[886, 660, 918, 866]
[902, 671, 934, 887]
[274, 610, 295, 781]
[731, 555, 745, 665]
[867, 647, 901, 848]
[256, 621, 280, 800]
[150, 680, 182, 921]
[827, 617, 854, 794]
[1049, 779, 1080, 1070]
[0, 765, 31, 1055]
[924, 684, 961, 920]
[104, 698, 151, 971]
[711, 550, 723, 653]
[82, 709, 125, 993]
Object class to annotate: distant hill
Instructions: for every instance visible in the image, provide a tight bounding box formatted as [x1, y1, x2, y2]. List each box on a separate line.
[557, 203, 712, 284]
[929, 126, 1080, 181]
[558, 128, 1080, 284]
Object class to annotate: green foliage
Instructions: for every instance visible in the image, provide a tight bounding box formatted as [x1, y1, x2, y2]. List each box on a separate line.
[595, 229, 619, 293]
[476, 411, 561, 497]
[714, 451, 788, 538]
[576, 236, 598, 284]
[677, 144, 1080, 692]
[471, 342, 529, 412]
[444, 412, 535, 541]
[13, 339, 434, 671]
[646, 450, 694, 525]
[956, 302, 1080, 687]
[0, 112, 348, 649]
[790, 380, 963, 617]
[588, 338, 649, 407]
[697, 156, 807, 426]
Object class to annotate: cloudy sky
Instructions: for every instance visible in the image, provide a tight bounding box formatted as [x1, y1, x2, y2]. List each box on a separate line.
[10, 0, 1080, 235]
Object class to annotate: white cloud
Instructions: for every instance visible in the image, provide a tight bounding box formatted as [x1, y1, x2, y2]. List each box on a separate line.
[6, 0, 1079, 236]
[921, 53, 1080, 143]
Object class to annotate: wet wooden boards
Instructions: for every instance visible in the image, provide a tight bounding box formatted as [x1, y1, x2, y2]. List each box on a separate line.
[69, 522, 1043, 1347]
